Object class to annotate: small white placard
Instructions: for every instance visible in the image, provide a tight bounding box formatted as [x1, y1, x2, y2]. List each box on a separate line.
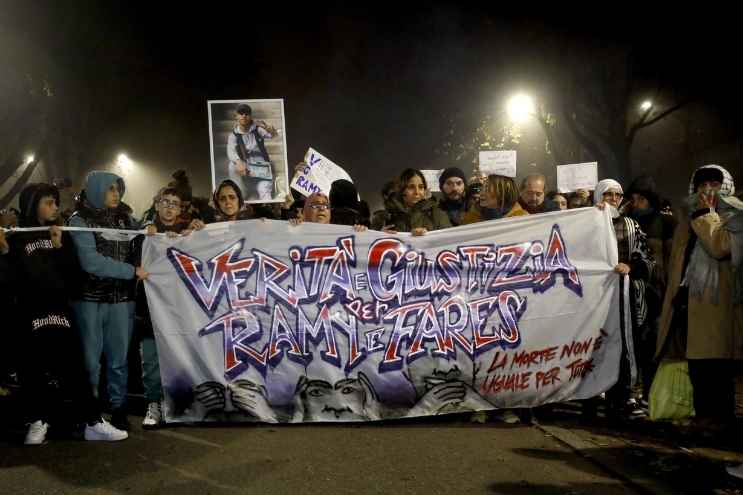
[290, 148, 353, 197]
[556, 162, 598, 193]
[421, 169, 443, 192]
[478, 150, 517, 178]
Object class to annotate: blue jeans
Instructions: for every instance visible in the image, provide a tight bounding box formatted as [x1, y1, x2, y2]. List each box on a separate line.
[73, 301, 135, 410]
[141, 335, 162, 403]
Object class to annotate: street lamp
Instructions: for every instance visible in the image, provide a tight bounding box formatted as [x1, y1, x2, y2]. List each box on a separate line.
[25, 154, 35, 165]
[640, 100, 653, 112]
[117, 153, 133, 175]
[506, 93, 535, 123]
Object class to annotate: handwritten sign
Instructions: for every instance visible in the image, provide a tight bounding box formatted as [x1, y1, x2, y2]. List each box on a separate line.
[421, 169, 443, 192]
[479, 151, 517, 178]
[291, 148, 353, 197]
[557, 162, 598, 193]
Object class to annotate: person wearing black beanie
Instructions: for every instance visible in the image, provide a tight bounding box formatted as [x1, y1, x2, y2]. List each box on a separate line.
[329, 179, 361, 226]
[437, 167, 468, 226]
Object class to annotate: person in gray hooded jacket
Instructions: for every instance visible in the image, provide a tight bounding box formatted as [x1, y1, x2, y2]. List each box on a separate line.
[68, 171, 148, 431]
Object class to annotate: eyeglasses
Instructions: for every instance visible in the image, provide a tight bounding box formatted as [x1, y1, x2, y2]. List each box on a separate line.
[309, 204, 329, 210]
[159, 200, 182, 209]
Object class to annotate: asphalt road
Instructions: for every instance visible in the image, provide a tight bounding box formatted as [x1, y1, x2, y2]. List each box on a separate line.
[0, 416, 638, 495]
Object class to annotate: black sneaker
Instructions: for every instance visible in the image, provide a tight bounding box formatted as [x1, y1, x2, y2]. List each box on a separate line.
[110, 409, 130, 431]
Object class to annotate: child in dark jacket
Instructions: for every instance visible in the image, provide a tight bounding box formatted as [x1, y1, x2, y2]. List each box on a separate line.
[4, 183, 128, 444]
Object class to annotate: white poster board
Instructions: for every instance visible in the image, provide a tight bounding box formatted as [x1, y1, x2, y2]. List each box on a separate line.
[290, 148, 353, 197]
[479, 150, 517, 178]
[557, 162, 598, 193]
[421, 169, 443, 192]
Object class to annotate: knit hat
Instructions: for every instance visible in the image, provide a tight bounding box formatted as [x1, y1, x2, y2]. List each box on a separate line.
[439, 167, 466, 191]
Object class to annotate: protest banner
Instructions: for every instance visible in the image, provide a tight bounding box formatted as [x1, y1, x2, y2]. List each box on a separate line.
[141, 209, 623, 423]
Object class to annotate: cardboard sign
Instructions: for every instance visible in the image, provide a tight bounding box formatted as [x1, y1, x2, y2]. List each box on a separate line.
[291, 148, 353, 197]
[421, 169, 443, 192]
[557, 162, 598, 193]
[479, 150, 517, 178]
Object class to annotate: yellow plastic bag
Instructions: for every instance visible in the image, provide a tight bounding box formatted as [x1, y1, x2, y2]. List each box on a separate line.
[649, 360, 695, 421]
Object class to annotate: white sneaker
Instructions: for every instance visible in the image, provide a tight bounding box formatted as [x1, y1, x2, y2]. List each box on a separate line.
[24, 420, 49, 445]
[84, 419, 128, 441]
[494, 410, 520, 424]
[470, 411, 488, 424]
[142, 401, 163, 429]
[727, 464, 743, 480]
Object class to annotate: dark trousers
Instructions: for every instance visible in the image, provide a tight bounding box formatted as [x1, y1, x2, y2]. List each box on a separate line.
[606, 277, 637, 409]
[20, 325, 101, 425]
[638, 323, 659, 400]
[687, 359, 736, 420]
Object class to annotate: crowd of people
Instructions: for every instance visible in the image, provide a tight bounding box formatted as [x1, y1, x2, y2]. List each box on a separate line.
[0, 160, 740, 451]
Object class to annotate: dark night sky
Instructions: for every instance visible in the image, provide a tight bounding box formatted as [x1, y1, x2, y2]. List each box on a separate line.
[3, 2, 743, 211]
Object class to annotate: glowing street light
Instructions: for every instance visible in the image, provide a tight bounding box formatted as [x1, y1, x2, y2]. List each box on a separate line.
[640, 100, 653, 112]
[117, 153, 133, 174]
[506, 93, 535, 123]
[25, 154, 35, 164]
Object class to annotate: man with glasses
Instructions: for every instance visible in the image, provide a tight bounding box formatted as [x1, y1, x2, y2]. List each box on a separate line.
[301, 193, 331, 224]
[289, 192, 366, 232]
[132, 188, 204, 429]
[227, 103, 278, 202]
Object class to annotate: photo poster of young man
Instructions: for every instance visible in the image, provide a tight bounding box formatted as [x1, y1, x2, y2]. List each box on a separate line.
[208, 99, 289, 204]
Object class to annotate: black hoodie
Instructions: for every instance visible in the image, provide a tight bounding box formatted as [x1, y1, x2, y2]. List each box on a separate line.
[7, 184, 82, 310]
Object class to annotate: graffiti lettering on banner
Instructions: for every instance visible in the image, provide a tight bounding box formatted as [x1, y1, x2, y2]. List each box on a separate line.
[142, 208, 622, 423]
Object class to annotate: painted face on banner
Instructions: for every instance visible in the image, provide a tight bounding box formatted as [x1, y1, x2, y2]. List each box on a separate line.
[301, 378, 368, 421]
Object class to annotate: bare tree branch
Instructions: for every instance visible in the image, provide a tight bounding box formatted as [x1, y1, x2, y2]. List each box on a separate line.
[536, 113, 566, 166]
[0, 159, 41, 210]
[634, 98, 694, 130]
[560, 103, 610, 168]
